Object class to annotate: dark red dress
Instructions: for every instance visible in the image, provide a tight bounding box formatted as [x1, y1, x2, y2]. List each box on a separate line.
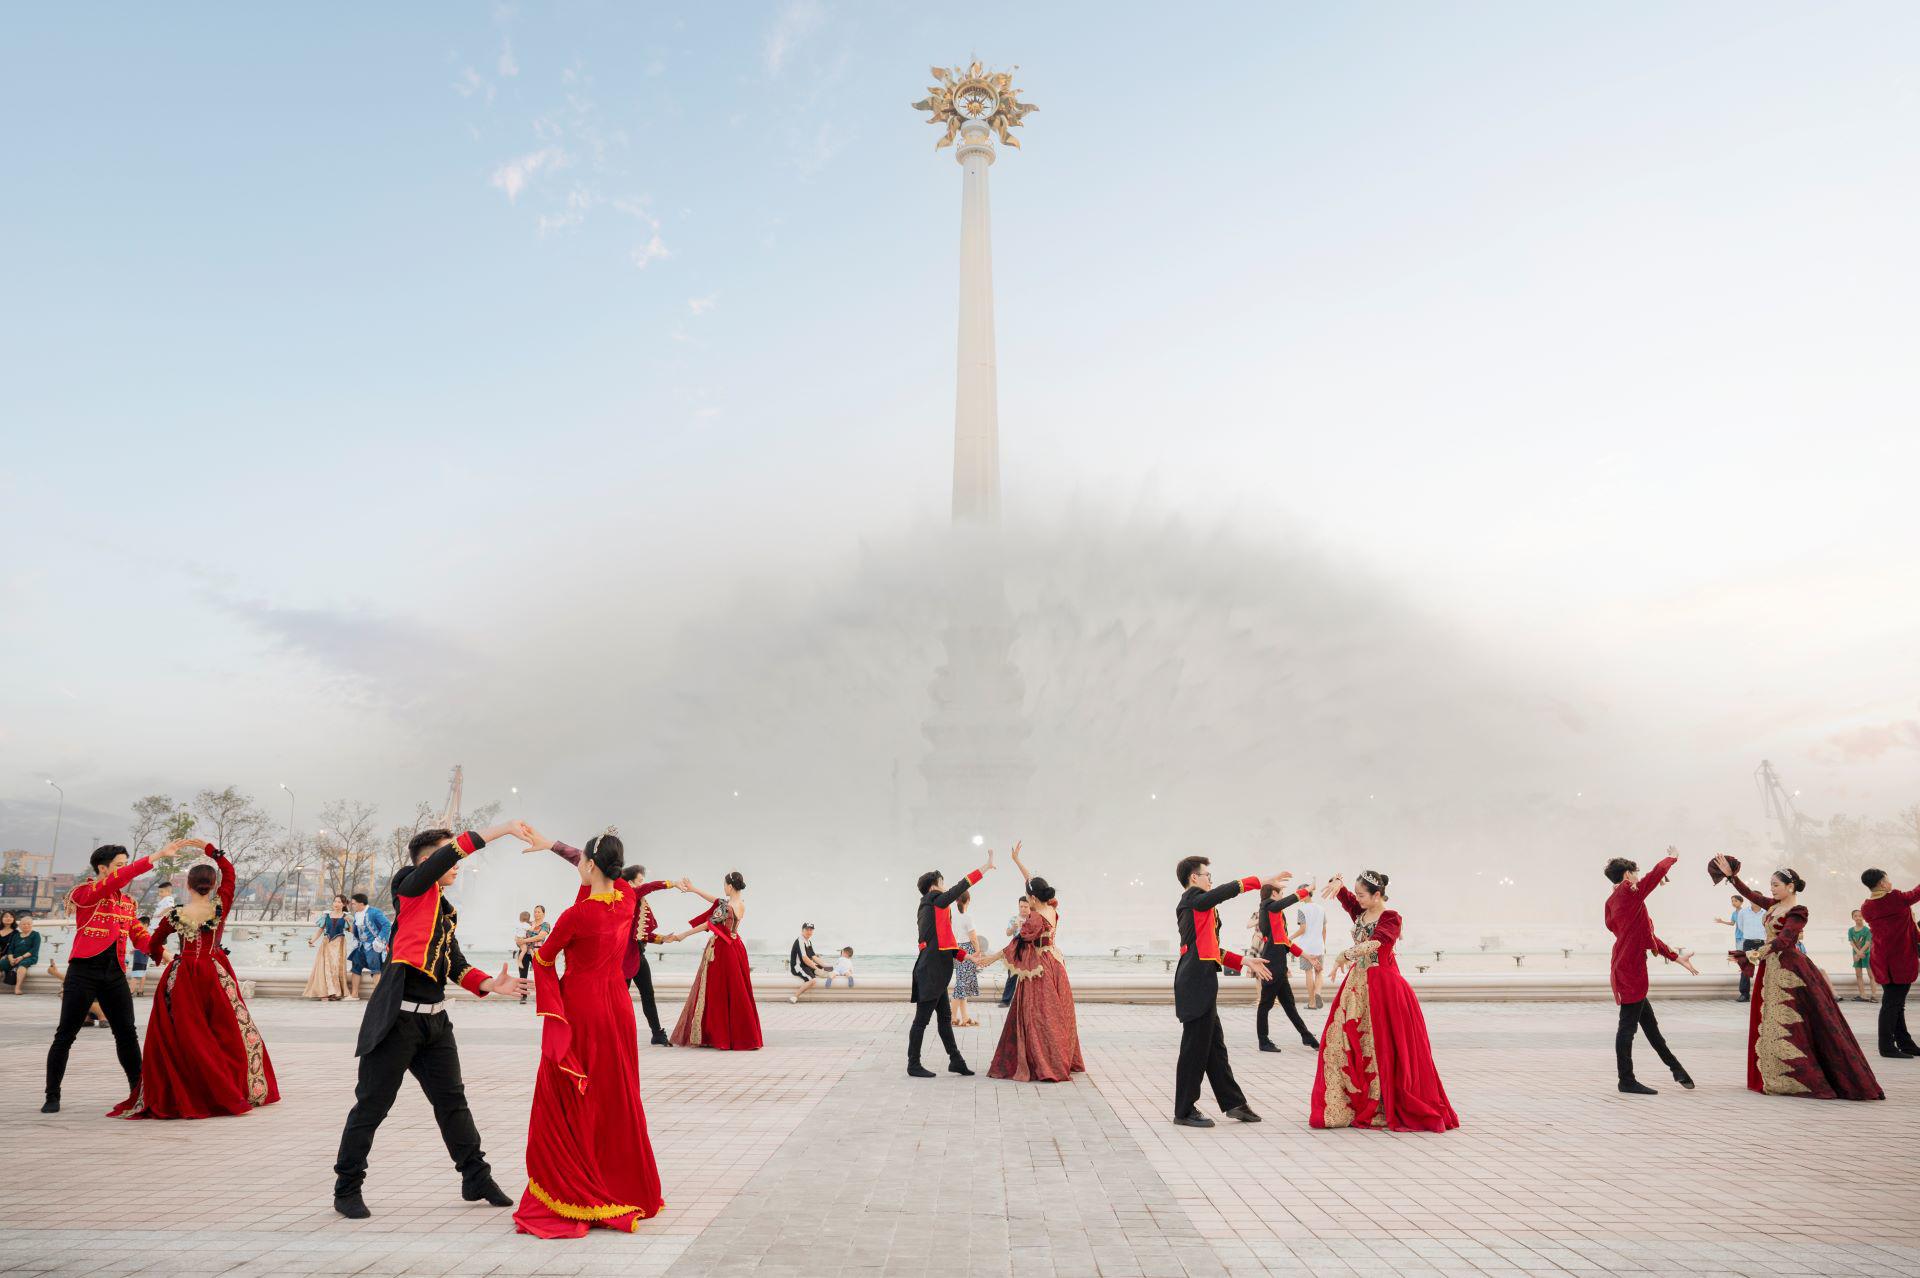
[1309, 889, 1458, 1133]
[110, 853, 278, 1120]
[669, 897, 762, 1050]
[1728, 877, 1881, 1102]
[988, 909, 1085, 1082]
[516, 878, 664, 1237]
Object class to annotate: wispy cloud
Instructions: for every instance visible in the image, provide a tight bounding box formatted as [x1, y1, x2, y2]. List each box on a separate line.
[491, 147, 566, 202]
[537, 186, 593, 236]
[688, 293, 718, 315]
[763, 0, 824, 75]
[454, 65, 493, 103]
[631, 233, 671, 270]
[498, 37, 519, 78]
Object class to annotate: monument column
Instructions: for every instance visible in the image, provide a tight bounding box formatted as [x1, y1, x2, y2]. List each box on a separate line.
[953, 117, 999, 523]
[914, 64, 1035, 526]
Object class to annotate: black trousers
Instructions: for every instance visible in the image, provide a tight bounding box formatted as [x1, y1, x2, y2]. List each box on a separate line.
[1615, 999, 1684, 1083]
[1256, 952, 1314, 1046]
[1000, 974, 1017, 1006]
[908, 995, 960, 1066]
[1880, 981, 1916, 1053]
[333, 1011, 491, 1198]
[631, 954, 663, 1036]
[45, 951, 141, 1102]
[517, 953, 532, 980]
[1175, 1010, 1245, 1118]
[1738, 939, 1763, 997]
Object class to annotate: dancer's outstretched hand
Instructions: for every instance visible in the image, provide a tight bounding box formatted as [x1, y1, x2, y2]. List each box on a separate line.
[1264, 871, 1293, 890]
[1711, 853, 1732, 879]
[519, 823, 554, 853]
[985, 847, 996, 871]
[1243, 955, 1274, 983]
[478, 821, 524, 846]
[486, 961, 529, 998]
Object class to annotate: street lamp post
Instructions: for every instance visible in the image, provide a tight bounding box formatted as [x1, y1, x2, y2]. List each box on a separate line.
[279, 783, 296, 839]
[45, 779, 64, 863]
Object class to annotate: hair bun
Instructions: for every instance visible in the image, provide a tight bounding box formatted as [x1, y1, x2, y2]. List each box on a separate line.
[725, 870, 746, 891]
[1027, 876, 1056, 904]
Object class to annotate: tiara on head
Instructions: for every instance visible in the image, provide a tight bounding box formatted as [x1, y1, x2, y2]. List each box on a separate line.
[1357, 870, 1386, 892]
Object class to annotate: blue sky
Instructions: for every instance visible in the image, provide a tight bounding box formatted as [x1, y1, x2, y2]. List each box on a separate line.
[4, 2, 1917, 864]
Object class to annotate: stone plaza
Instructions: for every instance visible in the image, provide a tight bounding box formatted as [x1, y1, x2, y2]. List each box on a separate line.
[1, 993, 1914, 1277]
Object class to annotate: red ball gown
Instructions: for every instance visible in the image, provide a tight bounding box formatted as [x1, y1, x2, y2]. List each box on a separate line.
[669, 896, 762, 1050]
[516, 872, 665, 1237]
[988, 908, 1085, 1082]
[1309, 887, 1458, 1133]
[1728, 875, 1881, 1102]
[110, 851, 278, 1120]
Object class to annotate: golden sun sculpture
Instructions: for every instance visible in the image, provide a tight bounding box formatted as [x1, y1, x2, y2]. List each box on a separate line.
[912, 63, 1038, 150]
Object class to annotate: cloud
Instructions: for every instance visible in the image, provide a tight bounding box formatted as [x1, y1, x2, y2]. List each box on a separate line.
[631, 233, 671, 270]
[537, 186, 594, 236]
[498, 38, 519, 78]
[490, 147, 565, 202]
[209, 594, 473, 710]
[763, 0, 824, 75]
[454, 66, 493, 103]
[688, 293, 718, 315]
[1814, 717, 1920, 764]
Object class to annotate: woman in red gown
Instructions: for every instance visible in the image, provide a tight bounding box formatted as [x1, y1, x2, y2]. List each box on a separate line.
[515, 830, 668, 1237]
[1309, 870, 1457, 1133]
[668, 872, 762, 1050]
[981, 842, 1084, 1082]
[111, 844, 278, 1120]
[1713, 856, 1882, 1101]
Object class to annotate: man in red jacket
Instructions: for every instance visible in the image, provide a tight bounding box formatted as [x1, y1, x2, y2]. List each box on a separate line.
[1604, 850, 1698, 1096]
[43, 837, 200, 1113]
[1860, 867, 1920, 1058]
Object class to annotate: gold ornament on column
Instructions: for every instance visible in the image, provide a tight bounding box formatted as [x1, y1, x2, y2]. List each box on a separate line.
[912, 63, 1038, 150]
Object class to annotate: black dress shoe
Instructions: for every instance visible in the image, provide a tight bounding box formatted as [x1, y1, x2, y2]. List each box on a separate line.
[651, 1030, 671, 1046]
[1258, 1041, 1281, 1053]
[333, 1194, 371, 1220]
[1173, 1112, 1215, 1128]
[39, 1097, 59, 1114]
[947, 1058, 974, 1076]
[1301, 1034, 1320, 1050]
[1672, 1072, 1695, 1090]
[1223, 1104, 1262, 1123]
[1618, 1079, 1658, 1095]
[1879, 1049, 1918, 1060]
[463, 1179, 513, 1207]
[907, 1063, 937, 1078]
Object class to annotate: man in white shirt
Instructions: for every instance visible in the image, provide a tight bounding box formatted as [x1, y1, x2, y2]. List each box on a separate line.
[1291, 887, 1328, 1011]
[151, 881, 176, 920]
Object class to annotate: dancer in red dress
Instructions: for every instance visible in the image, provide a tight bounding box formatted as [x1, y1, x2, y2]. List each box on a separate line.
[111, 845, 278, 1119]
[1714, 856, 1882, 1101]
[1309, 871, 1458, 1133]
[1605, 850, 1699, 1095]
[981, 842, 1084, 1082]
[515, 830, 671, 1237]
[668, 872, 762, 1050]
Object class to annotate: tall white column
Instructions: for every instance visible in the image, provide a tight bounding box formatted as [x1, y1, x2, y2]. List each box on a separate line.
[952, 118, 1000, 525]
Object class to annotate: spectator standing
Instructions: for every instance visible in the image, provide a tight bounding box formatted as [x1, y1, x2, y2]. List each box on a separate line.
[950, 891, 981, 1027]
[1848, 909, 1875, 1003]
[1292, 886, 1328, 1010]
[127, 915, 153, 995]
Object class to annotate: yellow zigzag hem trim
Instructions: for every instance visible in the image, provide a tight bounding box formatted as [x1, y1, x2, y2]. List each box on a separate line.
[526, 1179, 660, 1227]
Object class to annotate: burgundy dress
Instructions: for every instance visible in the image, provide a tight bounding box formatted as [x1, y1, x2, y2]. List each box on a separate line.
[670, 897, 763, 1050]
[516, 875, 664, 1237]
[1309, 889, 1458, 1132]
[111, 853, 278, 1120]
[988, 909, 1085, 1082]
[1728, 877, 1881, 1101]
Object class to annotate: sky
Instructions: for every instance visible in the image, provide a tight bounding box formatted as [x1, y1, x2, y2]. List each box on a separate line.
[3, 2, 1917, 897]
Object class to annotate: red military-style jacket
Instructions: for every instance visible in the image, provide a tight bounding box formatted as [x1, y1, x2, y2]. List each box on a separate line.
[1606, 855, 1679, 1005]
[68, 854, 156, 964]
[1862, 882, 1920, 986]
[1174, 874, 1261, 1023]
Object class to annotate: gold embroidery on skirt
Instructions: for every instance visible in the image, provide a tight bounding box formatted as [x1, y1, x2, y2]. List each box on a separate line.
[683, 943, 714, 1046]
[1752, 956, 1810, 1095]
[214, 961, 272, 1106]
[1317, 967, 1376, 1128]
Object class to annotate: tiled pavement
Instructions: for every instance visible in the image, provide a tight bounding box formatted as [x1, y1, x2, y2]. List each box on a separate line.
[1, 992, 1915, 1275]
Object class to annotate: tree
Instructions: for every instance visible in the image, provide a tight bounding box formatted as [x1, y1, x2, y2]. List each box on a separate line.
[191, 786, 276, 912]
[127, 794, 197, 885]
[315, 799, 381, 900]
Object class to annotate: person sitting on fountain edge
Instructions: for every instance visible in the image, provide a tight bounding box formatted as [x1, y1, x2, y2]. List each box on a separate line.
[331, 821, 533, 1220]
[1172, 856, 1288, 1128]
[908, 849, 996, 1077]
